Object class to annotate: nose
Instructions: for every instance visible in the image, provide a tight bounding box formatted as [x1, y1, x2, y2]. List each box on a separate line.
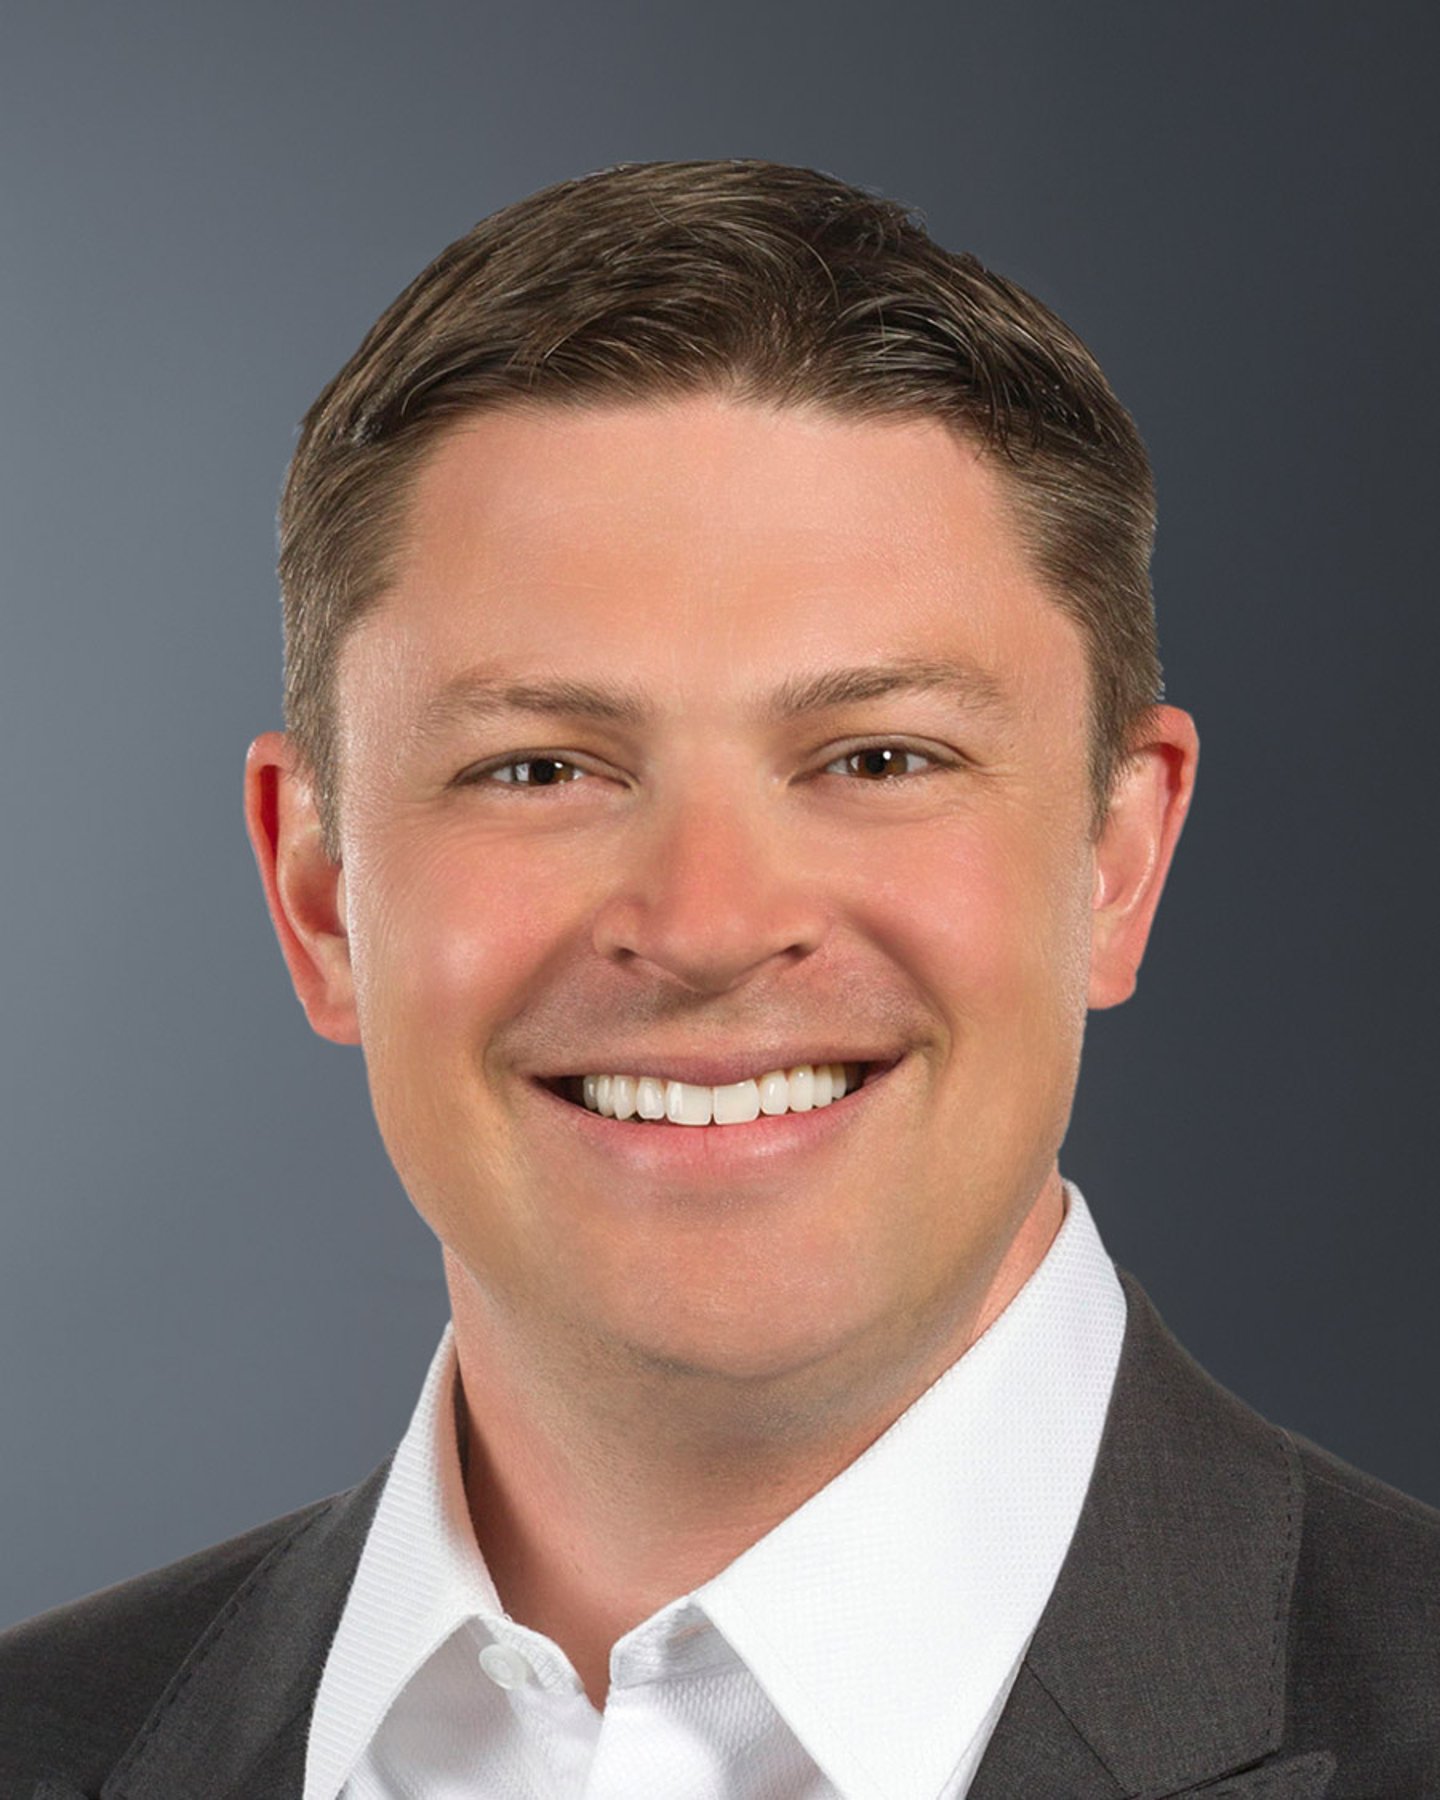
[590, 788, 829, 996]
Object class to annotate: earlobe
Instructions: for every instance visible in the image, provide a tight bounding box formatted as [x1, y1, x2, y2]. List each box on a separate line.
[243, 733, 361, 1045]
[1086, 706, 1198, 1011]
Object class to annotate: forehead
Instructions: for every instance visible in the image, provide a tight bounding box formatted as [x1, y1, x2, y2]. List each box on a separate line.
[340, 397, 1089, 738]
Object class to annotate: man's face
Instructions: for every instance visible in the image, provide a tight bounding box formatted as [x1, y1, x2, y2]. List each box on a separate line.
[256, 398, 1189, 1395]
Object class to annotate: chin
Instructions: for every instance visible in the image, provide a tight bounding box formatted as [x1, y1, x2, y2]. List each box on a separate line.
[634, 1335, 839, 1388]
[605, 1276, 901, 1392]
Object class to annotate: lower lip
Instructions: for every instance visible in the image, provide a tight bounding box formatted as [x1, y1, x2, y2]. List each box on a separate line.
[525, 1062, 903, 1183]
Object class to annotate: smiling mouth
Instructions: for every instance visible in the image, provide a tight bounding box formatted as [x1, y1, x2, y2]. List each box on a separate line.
[540, 1061, 887, 1126]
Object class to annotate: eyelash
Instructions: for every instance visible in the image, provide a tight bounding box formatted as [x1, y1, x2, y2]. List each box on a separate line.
[459, 743, 951, 790]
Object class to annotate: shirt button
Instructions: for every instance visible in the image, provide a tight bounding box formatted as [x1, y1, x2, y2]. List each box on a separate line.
[478, 1643, 533, 1690]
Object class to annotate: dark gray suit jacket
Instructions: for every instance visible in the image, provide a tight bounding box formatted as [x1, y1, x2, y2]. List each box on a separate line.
[3, 1276, 1437, 1798]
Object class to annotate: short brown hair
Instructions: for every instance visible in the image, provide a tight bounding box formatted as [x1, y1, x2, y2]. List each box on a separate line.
[279, 159, 1162, 857]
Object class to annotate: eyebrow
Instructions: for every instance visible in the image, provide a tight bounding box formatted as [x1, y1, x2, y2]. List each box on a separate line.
[414, 656, 1009, 739]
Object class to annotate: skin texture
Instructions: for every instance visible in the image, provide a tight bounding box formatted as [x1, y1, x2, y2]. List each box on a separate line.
[246, 397, 1196, 1707]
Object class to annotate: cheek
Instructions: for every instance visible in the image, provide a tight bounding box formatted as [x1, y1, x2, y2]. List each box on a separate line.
[347, 830, 581, 1053]
[857, 817, 1092, 1031]
[343, 832, 592, 1242]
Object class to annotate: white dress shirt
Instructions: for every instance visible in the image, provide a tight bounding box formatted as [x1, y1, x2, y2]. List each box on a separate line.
[305, 1182, 1125, 1800]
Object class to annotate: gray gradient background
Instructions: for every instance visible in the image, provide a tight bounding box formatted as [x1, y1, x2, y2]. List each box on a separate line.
[2, 1, 1436, 1629]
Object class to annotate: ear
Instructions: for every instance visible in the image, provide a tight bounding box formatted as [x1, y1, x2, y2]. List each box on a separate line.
[243, 732, 360, 1044]
[1087, 705, 1199, 1010]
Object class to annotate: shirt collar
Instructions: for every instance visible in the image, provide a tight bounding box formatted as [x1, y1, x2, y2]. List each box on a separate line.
[305, 1182, 1124, 1800]
[303, 1320, 505, 1800]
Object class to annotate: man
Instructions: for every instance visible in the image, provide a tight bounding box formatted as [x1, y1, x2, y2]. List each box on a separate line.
[2, 160, 1435, 1799]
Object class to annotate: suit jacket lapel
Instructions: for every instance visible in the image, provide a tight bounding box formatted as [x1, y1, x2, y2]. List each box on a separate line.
[965, 1662, 1127, 1796]
[85, 1458, 391, 1800]
[973, 1273, 1310, 1798]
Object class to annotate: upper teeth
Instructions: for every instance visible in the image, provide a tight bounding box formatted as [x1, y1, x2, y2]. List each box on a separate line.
[580, 1063, 860, 1126]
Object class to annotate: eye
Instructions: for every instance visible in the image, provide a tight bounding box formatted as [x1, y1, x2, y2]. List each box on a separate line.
[823, 744, 941, 781]
[464, 755, 588, 788]
[456, 743, 948, 791]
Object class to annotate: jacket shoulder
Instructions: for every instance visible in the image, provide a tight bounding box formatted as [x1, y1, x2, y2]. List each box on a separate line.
[1108, 1276, 1440, 1785]
[1285, 1433, 1440, 1781]
[1296, 1430, 1440, 1567]
[0, 1495, 338, 1789]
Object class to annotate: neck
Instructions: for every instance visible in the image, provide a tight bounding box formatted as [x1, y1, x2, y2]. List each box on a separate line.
[443, 1173, 1064, 1709]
